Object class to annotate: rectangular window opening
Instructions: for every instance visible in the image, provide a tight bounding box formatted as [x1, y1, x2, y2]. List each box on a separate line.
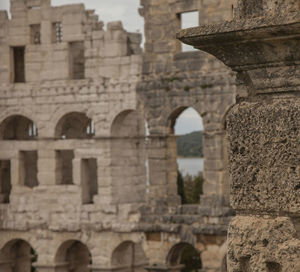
[69, 41, 85, 80]
[56, 150, 74, 185]
[81, 158, 98, 204]
[20, 151, 38, 188]
[177, 11, 199, 52]
[30, 24, 41, 44]
[12, 47, 25, 83]
[52, 22, 63, 43]
[0, 160, 11, 204]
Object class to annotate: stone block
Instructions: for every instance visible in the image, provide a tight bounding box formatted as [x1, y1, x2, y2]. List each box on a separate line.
[153, 41, 172, 53]
[227, 99, 300, 214]
[62, 12, 84, 25]
[102, 41, 128, 58]
[37, 172, 55, 185]
[99, 64, 120, 78]
[228, 216, 300, 271]
[92, 30, 104, 40]
[27, 9, 41, 24]
[107, 21, 123, 31]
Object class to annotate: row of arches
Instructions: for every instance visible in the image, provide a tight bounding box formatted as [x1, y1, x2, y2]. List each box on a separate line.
[0, 111, 145, 140]
[0, 239, 210, 272]
[0, 106, 232, 209]
[0, 113, 95, 140]
[0, 106, 205, 140]
[0, 107, 208, 206]
[0, 239, 91, 272]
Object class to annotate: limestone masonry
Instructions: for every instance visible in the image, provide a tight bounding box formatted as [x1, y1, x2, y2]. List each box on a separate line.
[0, 0, 250, 271]
[178, 0, 300, 271]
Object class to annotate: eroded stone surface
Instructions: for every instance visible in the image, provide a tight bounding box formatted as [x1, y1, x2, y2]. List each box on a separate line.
[0, 0, 236, 271]
[178, 0, 300, 271]
[227, 98, 300, 214]
[228, 216, 300, 271]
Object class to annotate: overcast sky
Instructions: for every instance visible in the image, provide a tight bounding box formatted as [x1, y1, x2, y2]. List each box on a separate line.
[0, 1, 202, 134]
[0, 0, 144, 33]
[175, 108, 203, 135]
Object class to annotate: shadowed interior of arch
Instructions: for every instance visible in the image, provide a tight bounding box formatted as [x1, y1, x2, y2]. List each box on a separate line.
[55, 240, 92, 272]
[54, 112, 97, 195]
[0, 115, 37, 140]
[167, 242, 202, 272]
[0, 239, 37, 272]
[55, 112, 94, 139]
[0, 115, 38, 193]
[111, 241, 148, 271]
[111, 110, 145, 138]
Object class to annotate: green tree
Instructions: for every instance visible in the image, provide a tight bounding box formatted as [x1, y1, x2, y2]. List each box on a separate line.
[177, 170, 187, 204]
[180, 244, 202, 272]
[192, 173, 204, 203]
[183, 173, 204, 204]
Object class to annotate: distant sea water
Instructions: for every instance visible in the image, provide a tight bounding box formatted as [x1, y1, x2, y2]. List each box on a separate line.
[177, 157, 203, 177]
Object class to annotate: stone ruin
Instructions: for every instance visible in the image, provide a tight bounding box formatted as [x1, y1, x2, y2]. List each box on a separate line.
[1, 0, 297, 271]
[178, 0, 300, 270]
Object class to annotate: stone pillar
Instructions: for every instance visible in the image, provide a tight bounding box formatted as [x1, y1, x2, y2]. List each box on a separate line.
[9, 150, 19, 187]
[147, 135, 180, 206]
[178, 0, 300, 270]
[166, 135, 181, 205]
[72, 157, 81, 187]
[201, 129, 229, 207]
[40, 0, 52, 45]
[37, 148, 56, 185]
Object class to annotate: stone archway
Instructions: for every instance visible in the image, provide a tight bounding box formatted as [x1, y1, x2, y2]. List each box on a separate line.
[55, 240, 91, 272]
[55, 111, 94, 139]
[0, 115, 37, 140]
[167, 106, 204, 205]
[167, 242, 202, 272]
[0, 239, 37, 272]
[0, 114, 38, 190]
[111, 241, 148, 272]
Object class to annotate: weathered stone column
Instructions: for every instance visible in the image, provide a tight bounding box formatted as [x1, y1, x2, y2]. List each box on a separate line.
[147, 135, 180, 206]
[178, 0, 300, 270]
[37, 147, 57, 186]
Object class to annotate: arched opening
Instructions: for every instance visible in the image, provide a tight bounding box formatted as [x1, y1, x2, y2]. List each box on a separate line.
[0, 115, 37, 140]
[0, 115, 38, 190]
[55, 112, 96, 190]
[111, 110, 145, 138]
[55, 240, 91, 272]
[110, 110, 147, 204]
[167, 242, 202, 272]
[168, 107, 204, 204]
[55, 112, 94, 139]
[0, 239, 37, 272]
[111, 241, 148, 272]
